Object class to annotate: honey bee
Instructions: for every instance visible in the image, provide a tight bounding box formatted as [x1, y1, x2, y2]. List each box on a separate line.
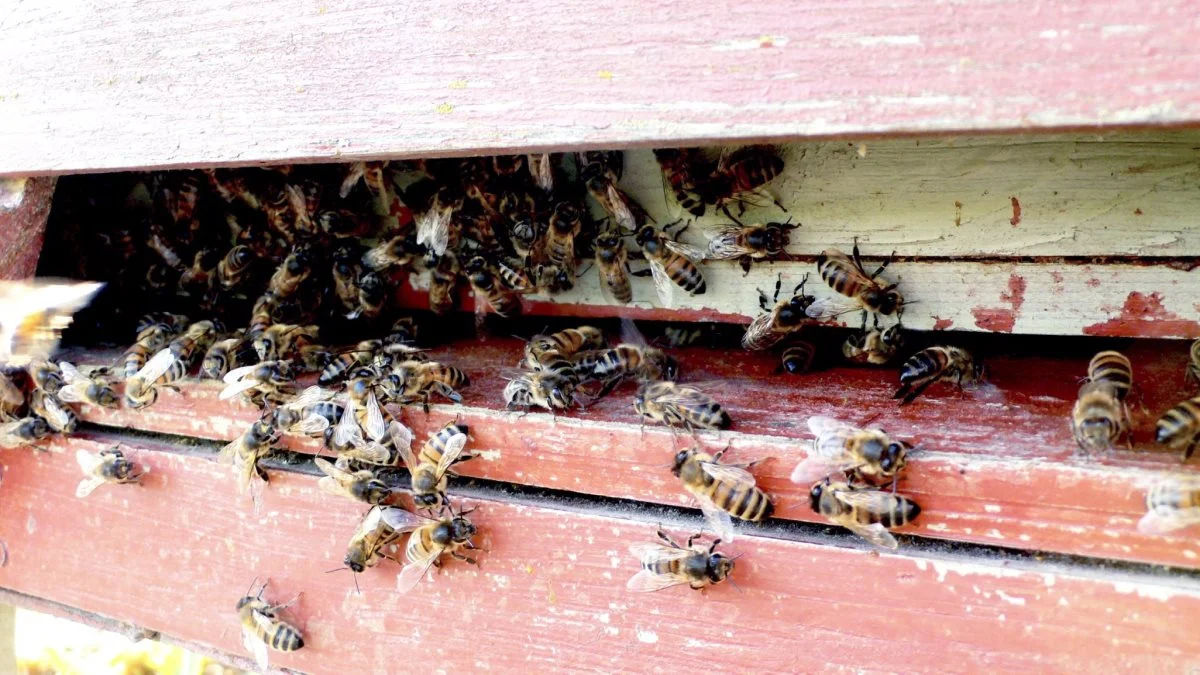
[1157, 395, 1200, 460]
[508, 218, 540, 262]
[267, 245, 314, 298]
[1189, 339, 1200, 386]
[248, 291, 278, 338]
[216, 245, 256, 290]
[219, 419, 280, 493]
[503, 371, 577, 412]
[545, 202, 583, 268]
[1138, 476, 1200, 534]
[635, 381, 731, 431]
[396, 506, 479, 593]
[779, 340, 817, 375]
[56, 362, 119, 409]
[135, 312, 189, 335]
[253, 323, 319, 362]
[741, 274, 816, 351]
[0, 370, 23, 419]
[494, 257, 534, 294]
[809, 479, 921, 550]
[0, 280, 103, 367]
[414, 187, 461, 257]
[526, 152, 556, 193]
[672, 447, 772, 541]
[27, 359, 65, 394]
[339, 160, 388, 198]
[594, 229, 635, 304]
[271, 385, 344, 440]
[124, 347, 186, 408]
[790, 416, 910, 489]
[464, 256, 522, 318]
[652, 148, 707, 218]
[706, 219, 798, 275]
[809, 240, 903, 330]
[236, 580, 304, 672]
[626, 529, 736, 593]
[75, 447, 148, 498]
[0, 416, 52, 448]
[427, 253, 460, 315]
[335, 367, 389, 444]
[30, 389, 77, 434]
[842, 325, 904, 366]
[342, 505, 422, 575]
[382, 360, 469, 411]
[587, 343, 678, 396]
[314, 457, 392, 505]
[201, 331, 254, 380]
[330, 244, 363, 313]
[528, 326, 605, 362]
[1086, 350, 1133, 401]
[363, 234, 423, 272]
[221, 360, 296, 406]
[1071, 382, 1129, 453]
[168, 320, 221, 361]
[582, 158, 649, 233]
[894, 346, 984, 405]
[319, 340, 384, 386]
[532, 263, 578, 295]
[400, 420, 472, 509]
[635, 222, 706, 306]
[696, 145, 786, 218]
[349, 271, 388, 321]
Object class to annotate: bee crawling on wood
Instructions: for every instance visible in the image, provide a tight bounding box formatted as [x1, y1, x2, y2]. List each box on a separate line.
[809, 478, 921, 550]
[56, 362, 119, 409]
[706, 218, 799, 276]
[652, 148, 708, 218]
[627, 529, 737, 593]
[399, 419, 473, 510]
[842, 325, 904, 366]
[790, 416, 911, 491]
[1072, 351, 1135, 454]
[315, 457, 393, 505]
[75, 446, 148, 498]
[0, 416, 52, 449]
[503, 371, 579, 413]
[396, 502, 481, 593]
[634, 221, 706, 307]
[221, 359, 297, 407]
[695, 145, 786, 219]
[742, 273, 817, 352]
[1157, 395, 1200, 461]
[672, 447, 772, 542]
[808, 238, 905, 331]
[1139, 475, 1200, 534]
[634, 381, 731, 432]
[236, 579, 305, 672]
[893, 346, 986, 405]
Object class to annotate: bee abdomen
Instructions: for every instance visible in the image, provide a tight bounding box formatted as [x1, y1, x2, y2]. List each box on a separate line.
[876, 496, 920, 528]
[1088, 351, 1133, 400]
[269, 624, 304, 651]
[899, 348, 947, 384]
[1157, 397, 1200, 444]
[663, 257, 706, 295]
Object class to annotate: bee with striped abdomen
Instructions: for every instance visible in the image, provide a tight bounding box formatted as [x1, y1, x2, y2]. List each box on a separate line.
[696, 145, 785, 219]
[219, 419, 280, 494]
[594, 229, 636, 304]
[1072, 382, 1129, 453]
[464, 256, 522, 319]
[742, 274, 815, 351]
[582, 156, 650, 234]
[271, 385, 344, 441]
[527, 326, 605, 365]
[215, 245, 257, 291]
[201, 331, 255, 380]
[672, 447, 772, 541]
[56, 362, 119, 409]
[427, 253, 461, 315]
[504, 371, 577, 412]
[635, 222, 706, 307]
[1157, 395, 1200, 460]
[253, 323, 319, 362]
[363, 234, 423, 272]
[123, 324, 174, 379]
[635, 381, 731, 431]
[809, 479, 921, 550]
[236, 580, 305, 672]
[342, 505, 422, 575]
[30, 389, 77, 434]
[221, 360, 296, 407]
[627, 529, 735, 593]
[1086, 350, 1133, 401]
[842, 325, 904, 366]
[382, 360, 469, 411]
[706, 219, 798, 275]
[124, 347, 188, 409]
[315, 457, 392, 505]
[652, 148, 708, 218]
[27, 360, 64, 394]
[75, 447, 148, 498]
[0, 416, 52, 448]
[780, 339, 817, 375]
[545, 202, 583, 268]
[266, 245, 315, 298]
[893, 346, 984, 405]
[168, 320, 220, 362]
[319, 340, 385, 386]
[396, 505, 480, 593]
[400, 420, 472, 509]
[790, 416, 910, 490]
[809, 239, 903, 330]
[1139, 476, 1200, 534]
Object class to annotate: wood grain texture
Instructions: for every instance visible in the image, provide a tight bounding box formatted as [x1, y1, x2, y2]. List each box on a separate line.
[2, 2, 1200, 175]
[0, 178, 53, 279]
[2, 436, 1199, 674]
[73, 339, 1200, 568]
[402, 259, 1200, 338]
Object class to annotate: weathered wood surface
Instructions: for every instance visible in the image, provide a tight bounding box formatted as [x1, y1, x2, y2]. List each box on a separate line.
[2, 436, 1199, 674]
[74, 339, 1200, 568]
[2, 2, 1200, 175]
[0, 178, 54, 279]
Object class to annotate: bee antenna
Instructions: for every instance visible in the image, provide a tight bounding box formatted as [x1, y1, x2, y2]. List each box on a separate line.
[243, 576, 259, 598]
[728, 577, 745, 594]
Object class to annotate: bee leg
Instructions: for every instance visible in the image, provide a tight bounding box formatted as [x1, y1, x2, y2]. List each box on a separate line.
[740, 257, 753, 277]
[452, 552, 477, 565]
[870, 251, 897, 281]
[859, 311, 868, 333]
[658, 529, 681, 548]
[706, 538, 721, 554]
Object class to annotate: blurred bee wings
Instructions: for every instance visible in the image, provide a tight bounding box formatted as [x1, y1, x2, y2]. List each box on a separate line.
[0, 280, 103, 366]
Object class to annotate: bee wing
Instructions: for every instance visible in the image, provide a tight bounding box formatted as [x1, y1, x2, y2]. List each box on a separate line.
[531, 153, 554, 192]
[394, 429, 421, 473]
[219, 370, 264, 400]
[292, 413, 332, 436]
[287, 385, 334, 408]
[339, 162, 366, 198]
[314, 456, 351, 480]
[133, 347, 176, 384]
[433, 433, 469, 476]
[241, 621, 271, 672]
[343, 441, 393, 465]
[663, 239, 706, 263]
[218, 437, 241, 464]
[605, 183, 637, 232]
[804, 297, 860, 320]
[628, 542, 694, 564]
[648, 259, 675, 307]
[396, 556, 439, 594]
[75, 448, 99, 474]
[364, 391, 386, 442]
[332, 404, 364, 448]
[75, 476, 107, 499]
[625, 568, 691, 593]
[705, 229, 745, 260]
[789, 452, 844, 485]
[377, 506, 424, 533]
[317, 475, 348, 498]
[807, 415, 854, 437]
[37, 394, 73, 431]
[741, 312, 784, 351]
[699, 461, 759, 488]
[1137, 507, 1200, 535]
[416, 208, 453, 257]
[55, 382, 90, 404]
[362, 242, 396, 271]
[843, 521, 899, 551]
[697, 498, 736, 542]
[58, 361, 87, 385]
[222, 364, 259, 384]
[0, 280, 103, 366]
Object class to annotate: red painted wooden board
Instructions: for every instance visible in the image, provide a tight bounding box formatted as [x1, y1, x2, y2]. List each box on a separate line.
[0, 178, 53, 279]
[2, 2, 1200, 175]
[1, 436, 1199, 673]
[75, 338, 1200, 569]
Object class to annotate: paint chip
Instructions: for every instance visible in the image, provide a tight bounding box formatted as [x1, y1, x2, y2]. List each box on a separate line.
[436, 103, 454, 114]
[597, 70, 614, 81]
[449, 79, 468, 89]
[636, 628, 659, 643]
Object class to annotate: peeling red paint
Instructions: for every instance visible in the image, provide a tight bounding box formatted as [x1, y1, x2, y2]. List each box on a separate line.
[971, 274, 1026, 333]
[1009, 197, 1022, 226]
[932, 317, 954, 331]
[1086, 278, 1101, 288]
[1083, 292, 1200, 338]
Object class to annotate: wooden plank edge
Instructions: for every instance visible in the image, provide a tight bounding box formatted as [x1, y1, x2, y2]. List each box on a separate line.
[0, 177, 54, 280]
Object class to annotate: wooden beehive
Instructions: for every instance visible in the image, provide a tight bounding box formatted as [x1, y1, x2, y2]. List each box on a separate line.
[3, 2, 1200, 672]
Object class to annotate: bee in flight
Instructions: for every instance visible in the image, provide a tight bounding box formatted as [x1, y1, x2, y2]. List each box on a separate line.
[635, 222, 706, 307]
[0, 280, 103, 367]
[396, 504, 480, 593]
[236, 579, 304, 672]
[634, 381, 731, 432]
[842, 325, 904, 366]
[893, 346, 985, 405]
[75, 447, 148, 498]
[626, 529, 736, 593]
[1157, 395, 1200, 461]
[809, 479, 921, 550]
[399, 420, 473, 509]
[808, 239, 904, 331]
[672, 447, 772, 541]
[56, 362, 119, 409]
[790, 416, 911, 491]
[742, 274, 816, 351]
[706, 218, 798, 275]
[1138, 475, 1200, 534]
[314, 457, 392, 505]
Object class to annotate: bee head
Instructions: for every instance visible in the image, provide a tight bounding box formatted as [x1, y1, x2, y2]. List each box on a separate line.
[450, 516, 477, 542]
[413, 490, 441, 508]
[285, 247, 313, 275]
[364, 479, 392, 505]
[235, 596, 253, 611]
[880, 441, 909, 473]
[634, 225, 656, 247]
[670, 449, 693, 477]
[94, 385, 120, 409]
[344, 550, 367, 574]
[710, 553, 735, 582]
[552, 202, 579, 228]
[808, 481, 827, 511]
[868, 287, 903, 316]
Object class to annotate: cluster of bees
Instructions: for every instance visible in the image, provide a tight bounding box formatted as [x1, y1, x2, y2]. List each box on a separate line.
[8, 143, 1200, 665]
